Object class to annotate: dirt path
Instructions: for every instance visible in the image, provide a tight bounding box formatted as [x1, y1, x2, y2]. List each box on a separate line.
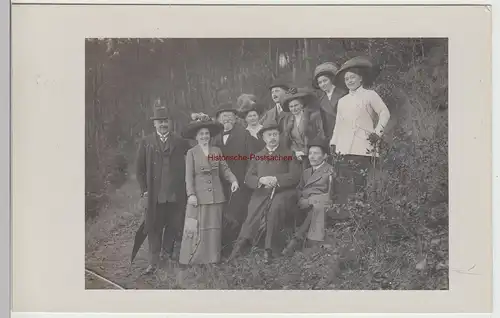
[85, 170, 350, 290]
[85, 171, 161, 289]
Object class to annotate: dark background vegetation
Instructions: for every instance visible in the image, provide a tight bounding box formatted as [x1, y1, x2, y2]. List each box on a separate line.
[85, 38, 448, 290]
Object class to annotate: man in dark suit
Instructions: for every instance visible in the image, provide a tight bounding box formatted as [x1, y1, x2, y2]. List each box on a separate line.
[135, 106, 191, 274]
[259, 79, 290, 129]
[229, 123, 302, 264]
[212, 103, 254, 251]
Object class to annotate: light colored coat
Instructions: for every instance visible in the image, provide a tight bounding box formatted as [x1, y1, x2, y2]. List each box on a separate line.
[185, 144, 237, 205]
[330, 86, 390, 157]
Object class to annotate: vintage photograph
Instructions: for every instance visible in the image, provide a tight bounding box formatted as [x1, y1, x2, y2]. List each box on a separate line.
[85, 38, 449, 290]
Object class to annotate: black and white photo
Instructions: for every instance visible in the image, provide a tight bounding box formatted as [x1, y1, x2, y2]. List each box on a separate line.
[85, 38, 449, 291]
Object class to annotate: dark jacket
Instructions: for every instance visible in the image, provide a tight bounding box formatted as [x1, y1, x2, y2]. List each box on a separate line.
[259, 104, 288, 129]
[317, 88, 348, 140]
[281, 108, 325, 153]
[135, 133, 191, 233]
[212, 123, 253, 184]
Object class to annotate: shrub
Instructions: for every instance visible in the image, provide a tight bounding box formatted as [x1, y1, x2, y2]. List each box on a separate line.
[328, 50, 449, 290]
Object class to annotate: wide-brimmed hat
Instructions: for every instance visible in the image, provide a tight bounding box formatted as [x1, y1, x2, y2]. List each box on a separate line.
[214, 102, 239, 119]
[334, 56, 380, 89]
[181, 118, 223, 140]
[281, 87, 318, 112]
[312, 62, 340, 89]
[257, 122, 281, 139]
[150, 106, 170, 120]
[307, 137, 330, 154]
[269, 78, 291, 91]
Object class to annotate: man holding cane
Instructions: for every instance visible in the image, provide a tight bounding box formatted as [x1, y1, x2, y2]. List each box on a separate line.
[229, 123, 301, 264]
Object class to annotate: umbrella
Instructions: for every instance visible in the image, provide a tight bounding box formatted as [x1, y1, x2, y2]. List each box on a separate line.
[130, 219, 147, 265]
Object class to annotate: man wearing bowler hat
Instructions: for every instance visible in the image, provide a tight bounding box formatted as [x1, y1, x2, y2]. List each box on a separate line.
[135, 105, 191, 274]
[259, 79, 291, 129]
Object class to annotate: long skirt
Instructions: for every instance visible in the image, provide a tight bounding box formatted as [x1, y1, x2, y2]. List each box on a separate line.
[179, 203, 223, 265]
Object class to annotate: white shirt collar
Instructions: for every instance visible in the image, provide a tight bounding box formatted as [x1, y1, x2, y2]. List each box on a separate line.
[349, 86, 365, 95]
[276, 103, 283, 113]
[267, 145, 278, 152]
[157, 132, 169, 139]
[311, 161, 325, 172]
[326, 85, 336, 99]
[246, 124, 263, 138]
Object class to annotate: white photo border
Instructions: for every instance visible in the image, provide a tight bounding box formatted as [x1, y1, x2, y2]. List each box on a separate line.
[9, 1, 495, 317]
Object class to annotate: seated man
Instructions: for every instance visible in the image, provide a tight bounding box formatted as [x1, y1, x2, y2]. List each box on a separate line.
[282, 137, 335, 256]
[228, 123, 301, 264]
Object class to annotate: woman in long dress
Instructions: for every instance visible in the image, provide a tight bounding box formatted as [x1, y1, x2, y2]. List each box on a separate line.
[329, 56, 391, 200]
[179, 117, 239, 265]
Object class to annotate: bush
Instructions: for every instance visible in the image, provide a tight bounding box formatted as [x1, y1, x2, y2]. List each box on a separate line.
[326, 49, 449, 290]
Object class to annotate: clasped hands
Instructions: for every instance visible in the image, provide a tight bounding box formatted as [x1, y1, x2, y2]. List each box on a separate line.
[187, 181, 239, 207]
[259, 176, 278, 188]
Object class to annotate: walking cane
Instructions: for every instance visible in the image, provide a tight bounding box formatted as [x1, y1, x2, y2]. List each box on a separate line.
[254, 186, 276, 250]
[227, 186, 275, 262]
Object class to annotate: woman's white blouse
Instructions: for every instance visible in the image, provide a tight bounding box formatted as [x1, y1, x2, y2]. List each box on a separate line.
[330, 86, 390, 157]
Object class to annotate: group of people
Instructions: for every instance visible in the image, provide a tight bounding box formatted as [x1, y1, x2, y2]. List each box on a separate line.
[135, 56, 391, 274]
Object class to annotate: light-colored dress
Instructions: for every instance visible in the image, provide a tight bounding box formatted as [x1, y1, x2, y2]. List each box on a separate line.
[179, 144, 237, 265]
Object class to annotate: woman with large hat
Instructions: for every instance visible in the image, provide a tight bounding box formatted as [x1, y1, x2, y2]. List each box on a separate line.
[312, 62, 349, 142]
[236, 93, 266, 153]
[329, 56, 390, 201]
[280, 87, 325, 169]
[178, 116, 240, 266]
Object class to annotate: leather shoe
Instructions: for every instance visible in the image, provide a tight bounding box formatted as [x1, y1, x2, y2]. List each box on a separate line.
[263, 249, 273, 264]
[282, 238, 299, 256]
[142, 265, 157, 275]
